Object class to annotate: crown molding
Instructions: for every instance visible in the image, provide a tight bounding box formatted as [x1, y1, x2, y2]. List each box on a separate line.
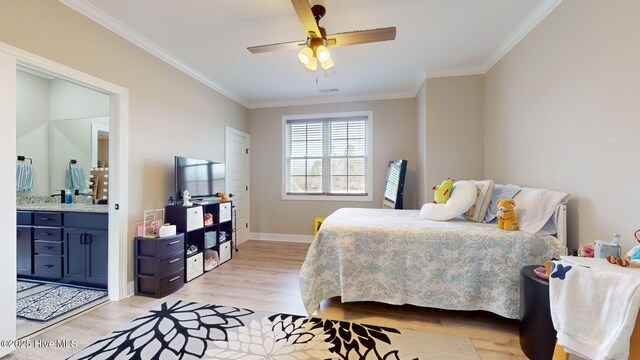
[480, 0, 562, 73]
[248, 90, 416, 109]
[425, 66, 484, 80]
[60, 0, 250, 108]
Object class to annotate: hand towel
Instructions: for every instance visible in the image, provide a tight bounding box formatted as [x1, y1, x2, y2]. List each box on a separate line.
[66, 164, 86, 190]
[16, 162, 33, 191]
[549, 257, 640, 360]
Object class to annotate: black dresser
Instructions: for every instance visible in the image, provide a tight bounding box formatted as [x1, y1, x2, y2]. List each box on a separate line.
[135, 233, 185, 298]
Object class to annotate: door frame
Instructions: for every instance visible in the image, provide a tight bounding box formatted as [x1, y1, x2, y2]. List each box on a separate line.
[225, 126, 250, 245]
[0, 41, 129, 351]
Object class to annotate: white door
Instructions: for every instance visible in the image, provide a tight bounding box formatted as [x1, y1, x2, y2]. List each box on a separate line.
[226, 127, 250, 245]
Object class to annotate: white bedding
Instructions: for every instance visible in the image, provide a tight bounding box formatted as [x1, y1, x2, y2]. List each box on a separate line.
[300, 208, 567, 319]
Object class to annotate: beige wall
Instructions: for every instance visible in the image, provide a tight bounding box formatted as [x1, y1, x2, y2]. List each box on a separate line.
[249, 98, 417, 236]
[484, 0, 640, 251]
[1, 0, 249, 282]
[415, 81, 428, 205]
[424, 75, 484, 200]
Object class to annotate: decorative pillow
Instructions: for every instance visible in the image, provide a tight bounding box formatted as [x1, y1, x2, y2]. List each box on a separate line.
[463, 180, 495, 222]
[514, 187, 569, 235]
[420, 181, 477, 221]
[484, 184, 522, 223]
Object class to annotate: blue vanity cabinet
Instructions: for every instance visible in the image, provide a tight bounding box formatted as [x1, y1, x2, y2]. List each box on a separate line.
[16, 211, 33, 276]
[63, 213, 108, 289]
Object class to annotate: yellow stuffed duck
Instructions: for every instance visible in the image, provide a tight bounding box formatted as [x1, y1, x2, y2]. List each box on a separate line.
[432, 178, 454, 204]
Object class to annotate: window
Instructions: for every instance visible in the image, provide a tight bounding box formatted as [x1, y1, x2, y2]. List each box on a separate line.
[282, 111, 373, 201]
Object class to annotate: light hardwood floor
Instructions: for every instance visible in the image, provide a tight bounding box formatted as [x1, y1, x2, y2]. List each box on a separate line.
[5, 240, 527, 359]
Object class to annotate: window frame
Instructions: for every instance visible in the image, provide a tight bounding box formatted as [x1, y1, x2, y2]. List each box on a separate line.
[281, 111, 373, 202]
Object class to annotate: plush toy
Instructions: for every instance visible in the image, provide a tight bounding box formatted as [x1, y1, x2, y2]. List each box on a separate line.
[218, 192, 228, 202]
[607, 229, 640, 267]
[432, 178, 454, 204]
[496, 199, 518, 231]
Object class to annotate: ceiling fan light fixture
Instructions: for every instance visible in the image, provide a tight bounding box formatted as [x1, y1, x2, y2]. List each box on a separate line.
[305, 56, 318, 71]
[298, 46, 313, 65]
[320, 57, 334, 70]
[316, 45, 331, 62]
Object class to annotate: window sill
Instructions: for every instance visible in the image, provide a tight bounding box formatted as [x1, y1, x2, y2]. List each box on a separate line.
[281, 193, 373, 202]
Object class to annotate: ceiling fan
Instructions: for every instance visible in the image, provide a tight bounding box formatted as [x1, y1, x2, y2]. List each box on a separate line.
[247, 0, 396, 72]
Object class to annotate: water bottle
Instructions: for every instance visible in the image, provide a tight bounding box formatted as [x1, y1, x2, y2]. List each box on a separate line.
[167, 196, 175, 206]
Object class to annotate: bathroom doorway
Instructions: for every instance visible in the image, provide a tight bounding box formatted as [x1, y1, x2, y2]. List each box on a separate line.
[16, 67, 112, 339]
[0, 43, 129, 353]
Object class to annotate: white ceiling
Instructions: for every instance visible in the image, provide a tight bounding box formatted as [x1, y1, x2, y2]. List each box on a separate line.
[62, 0, 560, 108]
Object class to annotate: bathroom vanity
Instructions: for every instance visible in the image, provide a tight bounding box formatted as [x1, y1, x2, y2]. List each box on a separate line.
[17, 203, 108, 289]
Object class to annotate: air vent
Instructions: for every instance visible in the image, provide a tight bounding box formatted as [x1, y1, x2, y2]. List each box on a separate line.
[318, 88, 339, 93]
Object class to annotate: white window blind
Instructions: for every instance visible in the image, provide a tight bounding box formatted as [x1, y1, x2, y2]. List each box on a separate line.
[283, 112, 372, 200]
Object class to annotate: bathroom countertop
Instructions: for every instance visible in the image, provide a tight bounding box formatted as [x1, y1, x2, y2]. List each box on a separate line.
[17, 203, 109, 213]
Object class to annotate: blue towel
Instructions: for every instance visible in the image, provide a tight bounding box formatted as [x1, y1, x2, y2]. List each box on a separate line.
[16, 163, 33, 191]
[66, 164, 86, 190]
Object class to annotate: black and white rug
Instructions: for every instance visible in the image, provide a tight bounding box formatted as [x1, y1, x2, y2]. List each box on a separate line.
[69, 300, 480, 360]
[16, 280, 42, 293]
[17, 286, 108, 322]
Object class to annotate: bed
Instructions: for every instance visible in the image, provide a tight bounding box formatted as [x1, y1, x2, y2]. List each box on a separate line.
[299, 206, 568, 319]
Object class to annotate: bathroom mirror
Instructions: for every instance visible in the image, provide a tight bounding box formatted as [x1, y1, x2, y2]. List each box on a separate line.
[49, 117, 109, 193]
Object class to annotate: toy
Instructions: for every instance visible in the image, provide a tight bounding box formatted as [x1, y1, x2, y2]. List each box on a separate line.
[218, 192, 228, 202]
[578, 243, 594, 257]
[496, 199, 518, 231]
[432, 178, 454, 204]
[182, 190, 192, 206]
[607, 229, 640, 267]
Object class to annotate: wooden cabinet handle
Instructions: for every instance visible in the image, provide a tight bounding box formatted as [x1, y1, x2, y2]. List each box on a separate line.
[169, 258, 180, 264]
[169, 276, 180, 282]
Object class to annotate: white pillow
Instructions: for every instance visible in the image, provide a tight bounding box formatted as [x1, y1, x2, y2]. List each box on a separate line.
[420, 181, 477, 221]
[514, 187, 569, 235]
[463, 180, 495, 222]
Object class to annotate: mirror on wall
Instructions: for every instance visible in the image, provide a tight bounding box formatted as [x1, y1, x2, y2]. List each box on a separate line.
[16, 66, 110, 197]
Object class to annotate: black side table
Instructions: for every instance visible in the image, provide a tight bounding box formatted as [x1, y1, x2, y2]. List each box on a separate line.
[520, 265, 557, 360]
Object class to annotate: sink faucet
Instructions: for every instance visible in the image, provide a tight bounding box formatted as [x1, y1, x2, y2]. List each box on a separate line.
[51, 190, 65, 203]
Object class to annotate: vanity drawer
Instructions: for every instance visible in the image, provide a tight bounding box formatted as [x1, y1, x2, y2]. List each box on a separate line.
[34, 240, 63, 255]
[17, 211, 32, 225]
[34, 255, 63, 279]
[33, 227, 62, 241]
[34, 212, 63, 227]
[65, 212, 108, 229]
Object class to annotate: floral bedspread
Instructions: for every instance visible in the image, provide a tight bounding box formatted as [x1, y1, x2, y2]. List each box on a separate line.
[300, 208, 567, 319]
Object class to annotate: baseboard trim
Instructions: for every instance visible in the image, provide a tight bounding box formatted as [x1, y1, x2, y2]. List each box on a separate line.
[249, 232, 314, 243]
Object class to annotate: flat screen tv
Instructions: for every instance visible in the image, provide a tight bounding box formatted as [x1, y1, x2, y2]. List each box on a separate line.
[175, 156, 225, 200]
[382, 159, 407, 209]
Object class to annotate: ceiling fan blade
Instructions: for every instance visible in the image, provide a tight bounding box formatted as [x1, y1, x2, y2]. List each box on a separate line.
[327, 27, 396, 47]
[247, 40, 306, 54]
[291, 0, 322, 39]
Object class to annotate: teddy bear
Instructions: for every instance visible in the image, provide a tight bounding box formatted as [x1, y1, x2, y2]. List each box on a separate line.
[432, 178, 454, 204]
[496, 199, 518, 231]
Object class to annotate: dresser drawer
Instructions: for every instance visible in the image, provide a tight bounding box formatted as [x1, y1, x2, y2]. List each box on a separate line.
[158, 253, 185, 278]
[33, 227, 62, 241]
[158, 271, 185, 296]
[34, 255, 63, 279]
[157, 236, 185, 257]
[34, 212, 62, 227]
[34, 240, 63, 255]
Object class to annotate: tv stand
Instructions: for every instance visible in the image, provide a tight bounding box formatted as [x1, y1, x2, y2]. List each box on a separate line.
[165, 201, 233, 282]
